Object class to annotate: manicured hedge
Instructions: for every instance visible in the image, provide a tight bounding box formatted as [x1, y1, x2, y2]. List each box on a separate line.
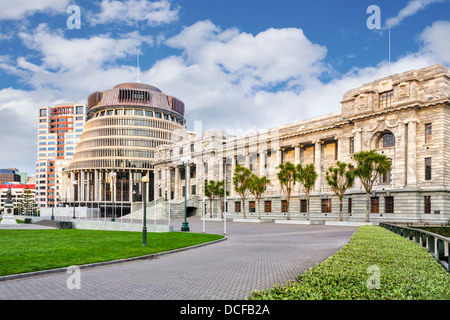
[251, 226, 450, 300]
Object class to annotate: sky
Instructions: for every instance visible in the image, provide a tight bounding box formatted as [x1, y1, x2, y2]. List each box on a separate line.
[0, 0, 449, 176]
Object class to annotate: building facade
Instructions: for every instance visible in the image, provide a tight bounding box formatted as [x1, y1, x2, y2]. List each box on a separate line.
[0, 183, 36, 214]
[62, 82, 186, 217]
[35, 103, 86, 208]
[153, 64, 450, 223]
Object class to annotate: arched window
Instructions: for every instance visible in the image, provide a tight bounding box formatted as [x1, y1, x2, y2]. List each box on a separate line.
[377, 132, 395, 148]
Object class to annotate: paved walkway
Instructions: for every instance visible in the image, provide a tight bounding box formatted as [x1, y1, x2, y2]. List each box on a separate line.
[0, 217, 356, 300]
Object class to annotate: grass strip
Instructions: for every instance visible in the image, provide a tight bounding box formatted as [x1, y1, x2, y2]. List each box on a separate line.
[251, 225, 450, 300]
[0, 229, 223, 276]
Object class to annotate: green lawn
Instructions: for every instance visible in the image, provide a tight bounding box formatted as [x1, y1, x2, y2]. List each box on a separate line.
[251, 226, 450, 300]
[0, 229, 223, 276]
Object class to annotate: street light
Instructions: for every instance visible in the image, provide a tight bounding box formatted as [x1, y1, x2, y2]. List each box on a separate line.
[51, 186, 55, 220]
[181, 156, 190, 232]
[142, 175, 149, 246]
[111, 169, 117, 222]
[72, 181, 78, 219]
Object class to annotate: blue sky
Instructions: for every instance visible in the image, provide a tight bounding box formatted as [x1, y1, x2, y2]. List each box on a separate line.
[0, 0, 449, 175]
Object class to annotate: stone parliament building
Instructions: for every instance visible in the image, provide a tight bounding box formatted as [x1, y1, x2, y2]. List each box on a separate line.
[152, 64, 450, 224]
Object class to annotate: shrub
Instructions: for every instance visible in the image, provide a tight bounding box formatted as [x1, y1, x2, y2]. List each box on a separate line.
[251, 226, 450, 300]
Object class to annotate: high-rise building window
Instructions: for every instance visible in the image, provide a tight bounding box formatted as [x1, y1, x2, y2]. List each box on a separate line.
[39, 109, 47, 117]
[425, 123, 432, 143]
[425, 157, 432, 180]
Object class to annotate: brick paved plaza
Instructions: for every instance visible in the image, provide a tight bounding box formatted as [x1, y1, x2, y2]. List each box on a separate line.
[0, 218, 356, 300]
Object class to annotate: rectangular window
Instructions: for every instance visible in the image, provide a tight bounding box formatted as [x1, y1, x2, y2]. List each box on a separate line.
[191, 185, 196, 196]
[385, 196, 394, 213]
[75, 106, 84, 114]
[424, 196, 431, 214]
[379, 90, 393, 109]
[380, 160, 392, 184]
[300, 199, 307, 213]
[264, 200, 272, 213]
[281, 200, 288, 213]
[249, 201, 256, 213]
[348, 198, 352, 214]
[371, 197, 379, 213]
[321, 199, 332, 213]
[425, 158, 432, 181]
[425, 123, 432, 143]
[235, 201, 241, 213]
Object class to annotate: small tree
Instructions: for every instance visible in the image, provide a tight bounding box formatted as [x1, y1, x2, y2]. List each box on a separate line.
[325, 161, 355, 222]
[213, 180, 229, 219]
[233, 164, 253, 219]
[297, 163, 318, 221]
[19, 185, 36, 216]
[204, 180, 216, 218]
[277, 162, 298, 220]
[353, 150, 392, 222]
[249, 174, 271, 219]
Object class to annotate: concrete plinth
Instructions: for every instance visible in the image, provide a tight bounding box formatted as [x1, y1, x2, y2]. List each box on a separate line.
[1, 204, 17, 225]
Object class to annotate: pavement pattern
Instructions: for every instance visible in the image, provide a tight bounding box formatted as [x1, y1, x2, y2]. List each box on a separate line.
[0, 217, 356, 300]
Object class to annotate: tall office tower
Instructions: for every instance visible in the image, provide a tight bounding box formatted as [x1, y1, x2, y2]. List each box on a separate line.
[35, 103, 86, 208]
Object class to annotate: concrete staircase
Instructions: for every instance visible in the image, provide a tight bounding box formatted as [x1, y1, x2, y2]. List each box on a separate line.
[123, 197, 201, 220]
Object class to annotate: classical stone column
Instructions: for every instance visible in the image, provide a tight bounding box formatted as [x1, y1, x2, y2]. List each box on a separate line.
[294, 145, 300, 165]
[314, 141, 322, 192]
[94, 170, 99, 202]
[231, 155, 236, 197]
[80, 170, 85, 202]
[218, 158, 224, 182]
[259, 149, 266, 176]
[186, 164, 191, 198]
[353, 128, 362, 153]
[174, 167, 180, 200]
[406, 120, 417, 186]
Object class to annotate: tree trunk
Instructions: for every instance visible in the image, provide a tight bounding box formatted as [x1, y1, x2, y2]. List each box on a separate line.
[257, 199, 261, 219]
[242, 198, 246, 219]
[339, 199, 343, 222]
[209, 199, 213, 218]
[306, 192, 310, 221]
[286, 196, 291, 220]
[365, 192, 370, 222]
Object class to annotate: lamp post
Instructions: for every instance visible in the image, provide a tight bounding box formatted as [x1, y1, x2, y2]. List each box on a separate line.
[72, 181, 78, 219]
[51, 186, 55, 220]
[181, 156, 190, 231]
[142, 175, 149, 246]
[111, 169, 117, 222]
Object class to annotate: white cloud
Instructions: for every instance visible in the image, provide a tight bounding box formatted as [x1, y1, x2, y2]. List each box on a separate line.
[88, 0, 179, 26]
[385, 0, 444, 29]
[0, 0, 69, 20]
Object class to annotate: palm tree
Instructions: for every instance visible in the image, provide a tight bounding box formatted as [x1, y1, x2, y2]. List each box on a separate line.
[325, 161, 356, 221]
[249, 174, 271, 219]
[353, 150, 392, 222]
[204, 180, 216, 218]
[233, 164, 253, 219]
[297, 163, 318, 221]
[277, 162, 298, 220]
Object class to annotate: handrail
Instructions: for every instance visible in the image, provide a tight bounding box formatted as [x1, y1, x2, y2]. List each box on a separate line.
[380, 223, 449, 272]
